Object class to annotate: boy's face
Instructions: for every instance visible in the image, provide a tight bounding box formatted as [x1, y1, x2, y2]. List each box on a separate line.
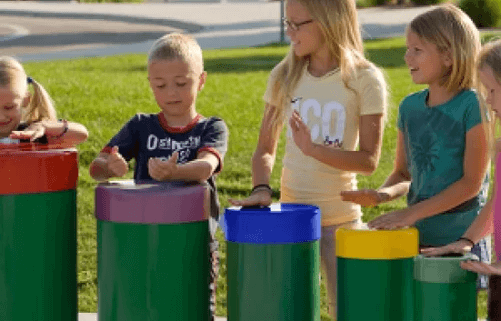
[148, 58, 206, 125]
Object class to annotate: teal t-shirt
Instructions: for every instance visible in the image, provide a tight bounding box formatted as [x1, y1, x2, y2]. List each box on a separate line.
[398, 89, 488, 246]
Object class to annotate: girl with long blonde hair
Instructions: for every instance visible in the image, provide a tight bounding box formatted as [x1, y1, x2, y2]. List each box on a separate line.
[230, 0, 388, 317]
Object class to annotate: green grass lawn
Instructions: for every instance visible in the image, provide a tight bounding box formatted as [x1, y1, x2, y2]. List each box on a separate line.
[23, 36, 490, 319]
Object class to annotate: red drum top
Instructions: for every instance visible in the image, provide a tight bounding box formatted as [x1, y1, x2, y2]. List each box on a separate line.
[0, 143, 78, 195]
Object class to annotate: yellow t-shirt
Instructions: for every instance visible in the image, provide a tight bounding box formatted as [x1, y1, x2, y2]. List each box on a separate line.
[263, 64, 386, 226]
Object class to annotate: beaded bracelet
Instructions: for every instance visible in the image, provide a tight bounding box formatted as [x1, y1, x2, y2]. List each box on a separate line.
[251, 184, 273, 196]
[458, 237, 475, 247]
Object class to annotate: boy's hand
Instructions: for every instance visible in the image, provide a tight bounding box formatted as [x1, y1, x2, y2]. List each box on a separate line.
[148, 152, 179, 181]
[340, 189, 386, 207]
[107, 146, 128, 177]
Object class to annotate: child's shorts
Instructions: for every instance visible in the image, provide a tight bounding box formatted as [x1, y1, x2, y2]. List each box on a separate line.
[471, 237, 491, 290]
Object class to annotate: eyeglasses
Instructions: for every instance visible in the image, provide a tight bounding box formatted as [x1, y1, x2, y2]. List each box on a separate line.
[282, 17, 314, 32]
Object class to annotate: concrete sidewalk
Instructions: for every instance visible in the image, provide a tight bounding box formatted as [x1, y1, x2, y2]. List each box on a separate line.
[0, 1, 434, 62]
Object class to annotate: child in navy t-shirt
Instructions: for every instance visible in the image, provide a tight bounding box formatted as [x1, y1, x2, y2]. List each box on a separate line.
[89, 33, 228, 320]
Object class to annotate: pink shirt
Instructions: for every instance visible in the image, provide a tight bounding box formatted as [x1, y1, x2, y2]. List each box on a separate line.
[495, 154, 501, 260]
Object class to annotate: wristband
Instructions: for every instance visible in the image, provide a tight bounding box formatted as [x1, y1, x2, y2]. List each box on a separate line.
[458, 237, 475, 247]
[50, 119, 68, 139]
[251, 184, 273, 196]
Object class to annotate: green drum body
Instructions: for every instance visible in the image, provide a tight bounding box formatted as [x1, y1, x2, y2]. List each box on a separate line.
[414, 254, 478, 321]
[336, 226, 419, 321]
[224, 203, 321, 321]
[0, 145, 78, 321]
[95, 180, 211, 321]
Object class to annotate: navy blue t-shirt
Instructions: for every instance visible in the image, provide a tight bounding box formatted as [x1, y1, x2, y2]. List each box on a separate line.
[103, 113, 228, 219]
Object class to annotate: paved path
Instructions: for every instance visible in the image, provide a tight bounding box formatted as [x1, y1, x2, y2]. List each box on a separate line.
[0, 1, 434, 62]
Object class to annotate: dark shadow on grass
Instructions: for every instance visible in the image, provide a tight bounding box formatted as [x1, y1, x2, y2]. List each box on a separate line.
[365, 43, 407, 68]
[204, 55, 283, 73]
[66, 42, 407, 74]
[0, 32, 167, 48]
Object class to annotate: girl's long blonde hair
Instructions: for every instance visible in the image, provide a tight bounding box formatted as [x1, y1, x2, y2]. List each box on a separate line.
[408, 3, 480, 92]
[0, 56, 56, 123]
[269, 0, 386, 130]
[478, 39, 501, 87]
[478, 39, 501, 156]
[410, 4, 492, 156]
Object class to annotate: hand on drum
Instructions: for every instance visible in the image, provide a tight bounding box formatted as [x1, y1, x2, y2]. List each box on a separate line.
[367, 208, 416, 230]
[148, 152, 179, 181]
[228, 189, 272, 207]
[420, 239, 472, 257]
[460, 261, 501, 276]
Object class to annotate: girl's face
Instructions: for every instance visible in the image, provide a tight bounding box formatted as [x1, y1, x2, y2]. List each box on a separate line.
[148, 58, 206, 126]
[404, 31, 452, 88]
[479, 65, 501, 118]
[285, 0, 326, 59]
[0, 86, 26, 138]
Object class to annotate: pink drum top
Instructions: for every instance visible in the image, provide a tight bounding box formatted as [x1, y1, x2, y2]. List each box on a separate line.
[95, 180, 209, 224]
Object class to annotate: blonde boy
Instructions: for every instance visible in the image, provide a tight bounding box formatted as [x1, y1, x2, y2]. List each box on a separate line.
[90, 33, 228, 320]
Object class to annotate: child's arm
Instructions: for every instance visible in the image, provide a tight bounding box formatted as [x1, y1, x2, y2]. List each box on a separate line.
[420, 198, 493, 257]
[229, 103, 283, 207]
[89, 147, 129, 181]
[10, 120, 88, 145]
[341, 129, 411, 206]
[460, 260, 501, 276]
[147, 151, 219, 182]
[369, 123, 489, 230]
[289, 110, 383, 175]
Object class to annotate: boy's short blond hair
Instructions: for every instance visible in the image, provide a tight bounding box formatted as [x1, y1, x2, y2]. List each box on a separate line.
[148, 33, 204, 74]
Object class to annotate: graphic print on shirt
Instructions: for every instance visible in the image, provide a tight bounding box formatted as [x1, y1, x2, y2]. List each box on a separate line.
[147, 134, 201, 163]
[409, 124, 440, 193]
[288, 96, 346, 148]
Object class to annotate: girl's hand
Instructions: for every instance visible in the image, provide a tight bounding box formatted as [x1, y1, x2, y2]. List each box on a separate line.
[420, 240, 472, 257]
[9, 122, 46, 142]
[340, 189, 387, 207]
[228, 190, 272, 207]
[367, 208, 416, 230]
[289, 110, 314, 156]
[148, 152, 179, 181]
[461, 261, 501, 276]
[107, 146, 128, 178]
